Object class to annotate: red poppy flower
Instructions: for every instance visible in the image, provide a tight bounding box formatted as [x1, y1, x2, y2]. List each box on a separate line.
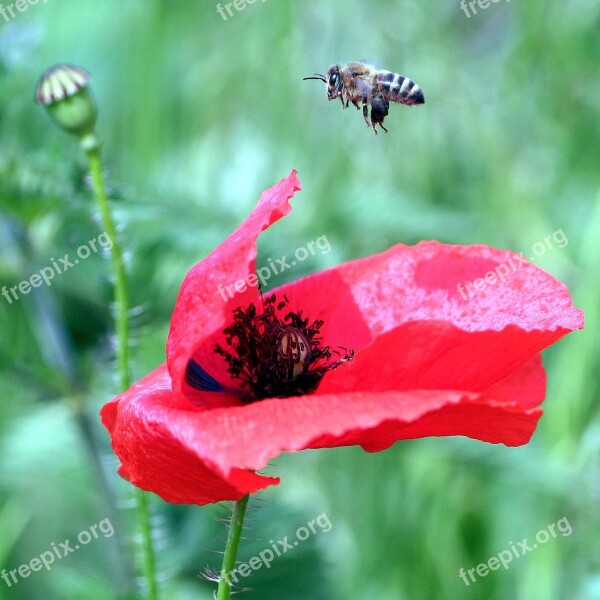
[100, 171, 584, 505]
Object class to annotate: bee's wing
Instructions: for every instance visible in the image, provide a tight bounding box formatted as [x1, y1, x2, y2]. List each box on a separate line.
[349, 73, 374, 98]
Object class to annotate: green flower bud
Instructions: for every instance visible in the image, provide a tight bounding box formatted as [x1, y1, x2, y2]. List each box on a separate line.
[35, 64, 98, 137]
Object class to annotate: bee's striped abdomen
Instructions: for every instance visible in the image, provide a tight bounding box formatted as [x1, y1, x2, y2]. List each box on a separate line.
[377, 71, 425, 106]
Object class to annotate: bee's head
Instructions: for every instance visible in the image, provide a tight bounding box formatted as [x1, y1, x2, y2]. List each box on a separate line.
[303, 64, 342, 101]
[325, 65, 342, 100]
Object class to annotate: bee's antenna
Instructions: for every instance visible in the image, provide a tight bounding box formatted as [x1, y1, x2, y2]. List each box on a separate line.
[303, 73, 326, 82]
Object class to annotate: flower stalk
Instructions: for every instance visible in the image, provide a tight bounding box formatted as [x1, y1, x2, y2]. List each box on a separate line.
[217, 495, 250, 600]
[83, 139, 131, 391]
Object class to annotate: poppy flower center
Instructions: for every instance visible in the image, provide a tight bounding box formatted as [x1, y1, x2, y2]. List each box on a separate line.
[213, 294, 355, 401]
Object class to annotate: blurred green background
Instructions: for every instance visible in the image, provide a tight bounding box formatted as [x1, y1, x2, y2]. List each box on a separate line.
[0, 0, 599, 599]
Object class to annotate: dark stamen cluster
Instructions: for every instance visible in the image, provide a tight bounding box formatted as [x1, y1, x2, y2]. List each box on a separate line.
[215, 294, 355, 401]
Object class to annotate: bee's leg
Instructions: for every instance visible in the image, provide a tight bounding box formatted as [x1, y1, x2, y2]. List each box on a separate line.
[351, 99, 360, 110]
[361, 94, 371, 129]
[371, 95, 389, 134]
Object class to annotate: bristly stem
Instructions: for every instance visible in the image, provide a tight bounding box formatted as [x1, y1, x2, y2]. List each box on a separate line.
[84, 138, 130, 391]
[83, 134, 159, 600]
[136, 488, 159, 600]
[216, 495, 250, 600]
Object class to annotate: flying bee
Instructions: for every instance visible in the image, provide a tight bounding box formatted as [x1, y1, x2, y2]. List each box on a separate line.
[303, 62, 425, 134]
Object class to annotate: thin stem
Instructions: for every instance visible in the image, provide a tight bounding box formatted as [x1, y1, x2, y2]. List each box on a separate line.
[136, 489, 159, 600]
[84, 140, 130, 391]
[217, 495, 250, 600]
[83, 135, 159, 600]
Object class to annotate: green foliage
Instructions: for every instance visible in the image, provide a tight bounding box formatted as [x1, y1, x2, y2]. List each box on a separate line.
[0, 0, 599, 599]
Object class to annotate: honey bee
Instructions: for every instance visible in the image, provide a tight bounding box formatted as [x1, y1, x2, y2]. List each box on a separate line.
[304, 62, 425, 134]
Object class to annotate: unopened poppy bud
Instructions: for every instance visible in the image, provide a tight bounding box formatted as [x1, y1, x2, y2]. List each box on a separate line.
[35, 64, 97, 137]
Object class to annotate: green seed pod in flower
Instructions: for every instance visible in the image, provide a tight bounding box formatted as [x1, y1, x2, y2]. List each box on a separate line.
[35, 64, 98, 138]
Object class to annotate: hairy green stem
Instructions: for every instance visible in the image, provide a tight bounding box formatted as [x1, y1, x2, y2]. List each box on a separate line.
[217, 495, 250, 600]
[84, 139, 130, 391]
[135, 489, 159, 600]
[83, 135, 159, 600]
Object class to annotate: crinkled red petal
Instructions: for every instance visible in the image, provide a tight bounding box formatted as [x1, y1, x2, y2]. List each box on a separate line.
[101, 361, 542, 505]
[272, 242, 583, 396]
[100, 364, 279, 505]
[166, 170, 301, 407]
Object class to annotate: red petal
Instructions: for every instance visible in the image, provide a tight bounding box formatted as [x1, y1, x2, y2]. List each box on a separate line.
[274, 242, 583, 340]
[271, 242, 583, 394]
[316, 322, 554, 399]
[100, 364, 279, 505]
[484, 354, 546, 407]
[101, 368, 540, 505]
[166, 170, 301, 406]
